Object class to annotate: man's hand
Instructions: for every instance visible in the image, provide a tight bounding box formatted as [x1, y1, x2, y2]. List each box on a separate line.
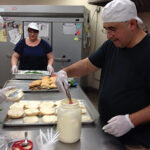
[47, 65, 54, 74]
[55, 70, 69, 94]
[11, 65, 18, 73]
[102, 114, 134, 137]
[0, 86, 16, 103]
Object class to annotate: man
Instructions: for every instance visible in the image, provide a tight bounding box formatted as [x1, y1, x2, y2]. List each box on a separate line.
[56, 0, 150, 149]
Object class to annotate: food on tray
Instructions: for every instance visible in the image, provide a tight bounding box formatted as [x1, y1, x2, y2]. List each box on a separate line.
[9, 102, 25, 109]
[29, 76, 57, 90]
[5, 88, 24, 102]
[24, 108, 40, 116]
[23, 116, 39, 123]
[41, 82, 50, 89]
[79, 101, 86, 109]
[25, 71, 43, 74]
[42, 115, 57, 123]
[54, 100, 62, 107]
[29, 80, 42, 88]
[41, 76, 50, 80]
[19, 101, 29, 106]
[7, 99, 92, 124]
[24, 101, 40, 109]
[50, 76, 56, 83]
[49, 83, 57, 88]
[40, 107, 55, 115]
[81, 108, 87, 114]
[82, 115, 92, 122]
[8, 108, 24, 119]
[40, 101, 54, 108]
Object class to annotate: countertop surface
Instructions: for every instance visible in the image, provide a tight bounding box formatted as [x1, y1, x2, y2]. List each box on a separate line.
[0, 80, 125, 150]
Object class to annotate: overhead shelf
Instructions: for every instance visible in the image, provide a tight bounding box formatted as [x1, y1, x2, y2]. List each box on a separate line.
[88, 0, 150, 12]
[88, 0, 110, 6]
[0, 5, 87, 17]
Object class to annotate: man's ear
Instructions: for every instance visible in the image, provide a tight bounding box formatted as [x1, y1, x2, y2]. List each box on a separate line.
[129, 19, 137, 31]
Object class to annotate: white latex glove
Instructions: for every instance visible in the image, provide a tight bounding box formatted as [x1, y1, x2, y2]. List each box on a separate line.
[55, 70, 69, 94]
[0, 86, 16, 103]
[11, 65, 18, 73]
[47, 65, 54, 74]
[102, 114, 134, 137]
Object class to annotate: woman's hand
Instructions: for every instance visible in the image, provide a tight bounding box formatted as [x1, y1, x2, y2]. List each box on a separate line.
[47, 65, 54, 74]
[11, 65, 18, 73]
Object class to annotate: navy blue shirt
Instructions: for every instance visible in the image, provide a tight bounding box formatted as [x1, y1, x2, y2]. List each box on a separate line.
[89, 34, 150, 147]
[14, 39, 52, 70]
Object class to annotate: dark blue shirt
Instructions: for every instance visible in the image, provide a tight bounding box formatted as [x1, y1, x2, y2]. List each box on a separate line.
[89, 34, 150, 147]
[14, 39, 52, 70]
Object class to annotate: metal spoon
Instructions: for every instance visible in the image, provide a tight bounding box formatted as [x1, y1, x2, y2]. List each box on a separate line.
[22, 132, 29, 147]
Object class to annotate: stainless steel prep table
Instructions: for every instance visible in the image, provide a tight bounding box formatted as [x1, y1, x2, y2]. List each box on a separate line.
[0, 85, 125, 150]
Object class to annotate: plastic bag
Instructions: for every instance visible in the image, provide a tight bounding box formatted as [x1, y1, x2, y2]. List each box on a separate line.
[5, 88, 24, 102]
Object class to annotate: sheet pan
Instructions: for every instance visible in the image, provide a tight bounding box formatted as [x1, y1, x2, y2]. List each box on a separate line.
[12, 70, 51, 80]
[3, 100, 94, 126]
[3, 80, 58, 92]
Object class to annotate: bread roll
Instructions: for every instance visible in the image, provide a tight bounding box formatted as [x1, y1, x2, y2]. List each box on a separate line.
[23, 116, 39, 123]
[24, 108, 40, 116]
[8, 108, 24, 119]
[42, 115, 57, 123]
[40, 107, 55, 115]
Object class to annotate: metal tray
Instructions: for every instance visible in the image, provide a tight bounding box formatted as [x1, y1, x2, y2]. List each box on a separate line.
[3, 100, 95, 126]
[13, 70, 51, 80]
[3, 80, 58, 92]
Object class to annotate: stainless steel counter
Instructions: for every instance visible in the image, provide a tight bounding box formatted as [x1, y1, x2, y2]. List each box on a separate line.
[0, 83, 125, 150]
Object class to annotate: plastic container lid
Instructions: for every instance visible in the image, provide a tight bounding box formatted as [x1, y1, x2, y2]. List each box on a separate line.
[5, 88, 24, 102]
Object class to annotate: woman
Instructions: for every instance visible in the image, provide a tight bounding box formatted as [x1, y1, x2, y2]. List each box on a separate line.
[11, 22, 54, 74]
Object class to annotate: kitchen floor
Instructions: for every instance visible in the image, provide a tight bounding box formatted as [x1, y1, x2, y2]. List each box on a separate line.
[83, 87, 99, 110]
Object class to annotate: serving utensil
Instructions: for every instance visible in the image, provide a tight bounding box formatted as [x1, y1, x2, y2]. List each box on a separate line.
[63, 83, 73, 104]
[22, 132, 29, 147]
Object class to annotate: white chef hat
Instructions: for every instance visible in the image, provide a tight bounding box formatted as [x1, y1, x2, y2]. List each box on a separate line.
[27, 22, 39, 31]
[102, 0, 143, 24]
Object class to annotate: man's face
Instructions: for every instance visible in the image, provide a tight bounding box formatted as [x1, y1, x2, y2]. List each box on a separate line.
[103, 22, 132, 48]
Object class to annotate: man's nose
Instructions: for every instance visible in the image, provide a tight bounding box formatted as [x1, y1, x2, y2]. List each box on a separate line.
[107, 32, 114, 39]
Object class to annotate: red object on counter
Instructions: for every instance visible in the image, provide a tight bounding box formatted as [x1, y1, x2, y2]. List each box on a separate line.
[12, 140, 33, 150]
[51, 74, 56, 77]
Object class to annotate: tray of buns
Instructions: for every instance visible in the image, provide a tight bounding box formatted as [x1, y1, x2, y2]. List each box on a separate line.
[13, 70, 51, 80]
[3, 99, 94, 126]
[3, 76, 58, 92]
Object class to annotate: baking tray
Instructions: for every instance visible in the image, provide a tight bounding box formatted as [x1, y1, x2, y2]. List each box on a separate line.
[3, 100, 95, 126]
[3, 80, 58, 92]
[13, 70, 51, 80]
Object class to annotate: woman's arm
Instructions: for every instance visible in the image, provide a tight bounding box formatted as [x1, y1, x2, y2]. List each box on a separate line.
[11, 52, 20, 66]
[47, 52, 54, 66]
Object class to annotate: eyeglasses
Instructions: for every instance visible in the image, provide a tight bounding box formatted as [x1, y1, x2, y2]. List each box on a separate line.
[102, 21, 129, 34]
[102, 27, 117, 34]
